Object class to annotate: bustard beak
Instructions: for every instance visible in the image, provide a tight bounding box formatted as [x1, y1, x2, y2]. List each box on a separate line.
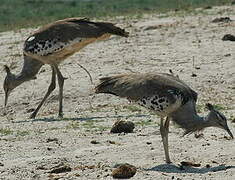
[224, 125, 234, 139]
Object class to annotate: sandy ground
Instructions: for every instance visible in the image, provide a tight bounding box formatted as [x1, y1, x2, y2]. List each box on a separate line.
[0, 5, 235, 180]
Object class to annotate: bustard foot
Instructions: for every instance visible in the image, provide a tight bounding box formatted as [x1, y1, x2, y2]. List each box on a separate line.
[29, 112, 37, 119]
[166, 160, 172, 164]
[58, 112, 64, 118]
[194, 131, 204, 138]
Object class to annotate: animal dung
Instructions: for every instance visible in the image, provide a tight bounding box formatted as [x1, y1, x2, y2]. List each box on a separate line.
[211, 17, 232, 23]
[112, 163, 137, 179]
[110, 120, 135, 133]
[222, 34, 235, 41]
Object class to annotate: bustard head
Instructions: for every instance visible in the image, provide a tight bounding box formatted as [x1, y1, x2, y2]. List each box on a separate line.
[3, 65, 17, 106]
[205, 103, 233, 139]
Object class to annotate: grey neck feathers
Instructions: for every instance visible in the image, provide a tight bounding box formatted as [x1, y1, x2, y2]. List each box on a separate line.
[170, 100, 210, 135]
[13, 73, 29, 87]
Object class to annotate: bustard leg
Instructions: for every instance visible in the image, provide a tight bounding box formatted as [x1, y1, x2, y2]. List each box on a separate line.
[30, 66, 56, 119]
[160, 117, 171, 163]
[52, 64, 65, 118]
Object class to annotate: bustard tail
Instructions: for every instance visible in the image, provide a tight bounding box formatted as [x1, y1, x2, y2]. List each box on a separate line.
[67, 18, 129, 37]
[95, 75, 124, 96]
[94, 21, 129, 37]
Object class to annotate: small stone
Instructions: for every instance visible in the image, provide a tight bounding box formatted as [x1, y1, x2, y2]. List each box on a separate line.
[223, 136, 232, 140]
[91, 140, 100, 144]
[112, 163, 137, 179]
[75, 173, 80, 177]
[191, 73, 197, 77]
[110, 120, 135, 133]
[75, 165, 95, 171]
[0, 162, 4, 166]
[49, 164, 72, 174]
[107, 140, 116, 144]
[22, 102, 29, 105]
[36, 165, 47, 170]
[26, 108, 35, 113]
[204, 6, 212, 9]
[47, 147, 52, 151]
[224, 54, 231, 57]
[180, 161, 201, 167]
[46, 138, 59, 143]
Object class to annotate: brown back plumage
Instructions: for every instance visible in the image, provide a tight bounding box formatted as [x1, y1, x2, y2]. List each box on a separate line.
[28, 17, 128, 43]
[95, 73, 197, 104]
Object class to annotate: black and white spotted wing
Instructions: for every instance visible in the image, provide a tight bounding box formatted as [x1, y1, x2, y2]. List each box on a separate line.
[136, 89, 183, 116]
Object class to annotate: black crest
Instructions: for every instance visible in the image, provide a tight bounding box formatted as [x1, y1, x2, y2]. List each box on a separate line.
[4, 65, 11, 74]
[205, 103, 214, 111]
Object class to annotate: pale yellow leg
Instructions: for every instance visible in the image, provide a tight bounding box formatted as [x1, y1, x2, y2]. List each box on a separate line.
[160, 117, 171, 163]
[52, 64, 65, 118]
[30, 66, 56, 119]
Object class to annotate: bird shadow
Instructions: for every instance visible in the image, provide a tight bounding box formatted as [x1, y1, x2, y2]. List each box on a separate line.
[13, 114, 149, 123]
[146, 163, 235, 174]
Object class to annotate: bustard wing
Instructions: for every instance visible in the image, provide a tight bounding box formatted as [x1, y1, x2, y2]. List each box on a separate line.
[162, 73, 198, 102]
[24, 17, 128, 56]
[95, 73, 197, 105]
[33, 17, 129, 39]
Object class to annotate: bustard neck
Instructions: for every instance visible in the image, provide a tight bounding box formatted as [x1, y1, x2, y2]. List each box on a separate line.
[14, 55, 43, 85]
[14, 72, 32, 86]
[170, 100, 208, 134]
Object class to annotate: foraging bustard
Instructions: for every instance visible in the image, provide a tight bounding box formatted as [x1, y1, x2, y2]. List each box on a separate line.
[95, 72, 234, 163]
[3, 18, 128, 118]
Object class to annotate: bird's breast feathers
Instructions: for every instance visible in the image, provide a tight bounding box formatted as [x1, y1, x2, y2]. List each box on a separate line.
[135, 93, 183, 116]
